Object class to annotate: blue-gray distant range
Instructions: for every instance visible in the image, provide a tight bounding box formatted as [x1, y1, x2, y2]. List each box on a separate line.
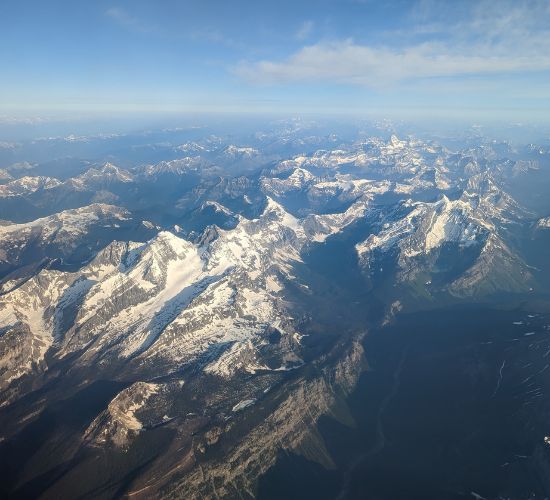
[1, 118, 550, 499]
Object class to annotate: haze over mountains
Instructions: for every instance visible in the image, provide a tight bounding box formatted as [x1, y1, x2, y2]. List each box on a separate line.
[1, 118, 550, 499]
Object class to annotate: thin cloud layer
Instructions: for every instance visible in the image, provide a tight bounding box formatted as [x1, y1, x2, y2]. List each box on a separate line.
[234, 41, 550, 86]
[235, 1, 550, 87]
[105, 6, 154, 33]
[295, 20, 314, 41]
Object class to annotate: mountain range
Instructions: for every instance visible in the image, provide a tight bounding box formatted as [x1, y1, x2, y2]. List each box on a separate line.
[1, 126, 550, 499]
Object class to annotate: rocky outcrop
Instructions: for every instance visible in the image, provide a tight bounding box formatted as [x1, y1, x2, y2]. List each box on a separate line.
[162, 339, 365, 499]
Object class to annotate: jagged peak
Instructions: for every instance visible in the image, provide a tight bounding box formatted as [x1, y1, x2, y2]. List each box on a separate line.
[262, 196, 298, 220]
[438, 194, 451, 205]
[0, 175, 61, 193]
[0, 204, 129, 235]
[197, 224, 222, 247]
[86, 240, 144, 273]
[389, 134, 406, 148]
[200, 200, 233, 216]
[76, 163, 133, 184]
[146, 157, 205, 176]
[289, 166, 315, 181]
[257, 197, 303, 235]
[263, 196, 286, 213]
[102, 161, 119, 170]
[127, 231, 200, 284]
[148, 230, 193, 250]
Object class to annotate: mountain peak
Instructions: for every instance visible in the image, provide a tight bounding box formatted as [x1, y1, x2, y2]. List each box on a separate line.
[148, 230, 194, 253]
[389, 134, 405, 148]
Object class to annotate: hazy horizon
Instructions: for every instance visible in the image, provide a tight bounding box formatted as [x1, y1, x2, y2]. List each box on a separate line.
[2, 0, 550, 121]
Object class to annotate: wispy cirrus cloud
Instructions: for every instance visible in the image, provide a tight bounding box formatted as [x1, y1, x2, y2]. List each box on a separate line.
[105, 7, 154, 33]
[295, 20, 314, 41]
[234, 0, 550, 88]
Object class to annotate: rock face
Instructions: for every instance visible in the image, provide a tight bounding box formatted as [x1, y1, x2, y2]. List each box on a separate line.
[84, 381, 162, 448]
[163, 340, 365, 499]
[0, 131, 546, 498]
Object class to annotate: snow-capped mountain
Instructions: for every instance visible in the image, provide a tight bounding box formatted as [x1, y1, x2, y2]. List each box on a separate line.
[0, 204, 156, 282]
[0, 198, 316, 403]
[355, 194, 531, 297]
[71, 162, 134, 188]
[0, 133, 540, 400]
[0, 176, 62, 197]
[0, 130, 548, 499]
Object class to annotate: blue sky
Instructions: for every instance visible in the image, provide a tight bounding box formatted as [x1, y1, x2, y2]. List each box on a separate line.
[1, 0, 549, 120]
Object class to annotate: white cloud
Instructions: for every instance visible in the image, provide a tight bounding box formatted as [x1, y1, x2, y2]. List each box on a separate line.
[235, 41, 550, 87]
[234, 0, 550, 87]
